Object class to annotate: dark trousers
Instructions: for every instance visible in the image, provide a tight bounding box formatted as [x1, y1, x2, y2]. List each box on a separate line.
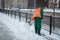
[34, 17, 42, 35]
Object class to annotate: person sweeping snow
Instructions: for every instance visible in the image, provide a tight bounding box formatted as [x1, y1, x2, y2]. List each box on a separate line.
[31, 6, 43, 35]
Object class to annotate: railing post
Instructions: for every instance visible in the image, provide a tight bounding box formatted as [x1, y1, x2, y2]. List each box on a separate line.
[50, 15, 52, 35]
[28, 13, 32, 25]
[5, 9, 7, 15]
[6, 9, 8, 15]
[53, 17, 55, 31]
[11, 10, 12, 18]
[19, 11, 21, 21]
[14, 11, 16, 19]
[8, 10, 9, 16]
[26, 13, 28, 22]
[30, 14, 31, 22]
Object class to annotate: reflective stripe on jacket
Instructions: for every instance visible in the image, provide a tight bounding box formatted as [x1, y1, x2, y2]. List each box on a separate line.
[32, 8, 42, 20]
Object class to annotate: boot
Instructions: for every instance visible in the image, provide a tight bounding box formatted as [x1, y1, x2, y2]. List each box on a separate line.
[38, 31, 41, 36]
[35, 30, 37, 33]
[38, 32, 41, 36]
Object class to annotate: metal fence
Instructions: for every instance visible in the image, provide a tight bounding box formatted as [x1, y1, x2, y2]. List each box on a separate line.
[0, 8, 60, 36]
[42, 15, 60, 35]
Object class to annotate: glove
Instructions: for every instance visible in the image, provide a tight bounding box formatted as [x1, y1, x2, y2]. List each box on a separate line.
[41, 17, 43, 19]
[31, 17, 34, 20]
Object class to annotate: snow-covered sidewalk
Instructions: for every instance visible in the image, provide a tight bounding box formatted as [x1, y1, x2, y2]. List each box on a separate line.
[0, 12, 60, 40]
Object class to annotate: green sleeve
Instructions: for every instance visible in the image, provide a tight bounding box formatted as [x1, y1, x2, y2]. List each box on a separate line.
[41, 8, 44, 18]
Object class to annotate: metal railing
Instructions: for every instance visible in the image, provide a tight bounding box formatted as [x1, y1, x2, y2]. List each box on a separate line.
[0, 8, 60, 36]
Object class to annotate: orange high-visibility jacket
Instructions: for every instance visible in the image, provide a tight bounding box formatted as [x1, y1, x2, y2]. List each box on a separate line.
[32, 8, 41, 20]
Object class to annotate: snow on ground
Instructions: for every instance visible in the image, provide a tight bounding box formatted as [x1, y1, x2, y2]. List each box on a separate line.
[4, 8, 60, 13]
[44, 8, 60, 13]
[19, 8, 60, 13]
[0, 21, 18, 40]
[0, 12, 60, 40]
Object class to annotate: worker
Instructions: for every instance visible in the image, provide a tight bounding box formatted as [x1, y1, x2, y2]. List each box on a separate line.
[31, 6, 43, 35]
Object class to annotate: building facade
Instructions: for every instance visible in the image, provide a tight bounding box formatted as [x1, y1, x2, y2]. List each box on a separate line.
[10, 0, 28, 9]
[49, 0, 60, 8]
[0, 0, 60, 9]
[28, 0, 60, 8]
[3, 0, 28, 9]
[0, 0, 2, 8]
